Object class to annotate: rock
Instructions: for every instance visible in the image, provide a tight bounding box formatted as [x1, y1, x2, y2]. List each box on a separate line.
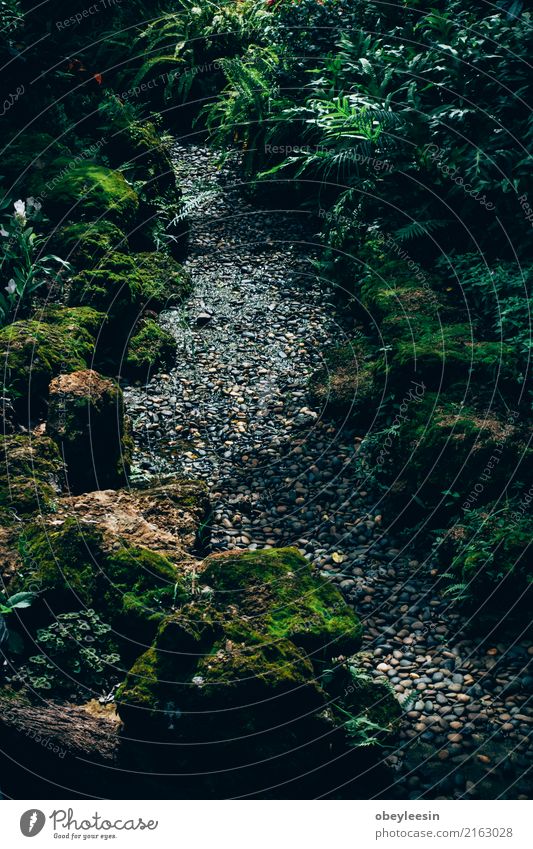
[0, 434, 65, 514]
[195, 312, 213, 327]
[46, 160, 139, 226]
[117, 548, 399, 795]
[47, 369, 130, 493]
[124, 318, 177, 381]
[0, 308, 104, 420]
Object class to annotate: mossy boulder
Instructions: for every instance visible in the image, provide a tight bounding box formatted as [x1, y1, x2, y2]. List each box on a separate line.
[47, 369, 129, 492]
[0, 435, 65, 514]
[0, 307, 104, 420]
[124, 318, 177, 380]
[118, 547, 363, 727]
[106, 118, 177, 200]
[309, 324, 518, 422]
[50, 221, 128, 270]
[12, 518, 183, 642]
[45, 160, 139, 226]
[69, 252, 192, 315]
[440, 501, 532, 615]
[364, 393, 531, 521]
[117, 548, 397, 795]
[201, 548, 362, 658]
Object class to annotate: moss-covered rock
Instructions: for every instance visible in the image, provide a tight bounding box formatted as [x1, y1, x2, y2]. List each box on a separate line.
[47, 369, 128, 492]
[12, 518, 183, 641]
[118, 547, 363, 725]
[0, 307, 104, 420]
[202, 548, 362, 657]
[309, 325, 518, 422]
[124, 318, 177, 380]
[440, 501, 532, 614]
[116, 548, 397, 795]
[0, 435, 65, 514]
[49, 221, 128, 270]
[364, 392, 531, 521]
[45, 160, 139, 226]
[106, 117, 177, 200]
[69, 251, 192, 314]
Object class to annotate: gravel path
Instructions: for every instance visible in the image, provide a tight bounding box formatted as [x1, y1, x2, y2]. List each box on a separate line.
[124, 143, 532, 800]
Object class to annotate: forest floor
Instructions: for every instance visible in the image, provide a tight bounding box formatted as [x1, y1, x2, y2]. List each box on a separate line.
[124, 143, 532, 800]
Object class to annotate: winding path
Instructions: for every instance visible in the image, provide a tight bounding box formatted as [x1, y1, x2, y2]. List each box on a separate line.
[124, 143, 532, 800]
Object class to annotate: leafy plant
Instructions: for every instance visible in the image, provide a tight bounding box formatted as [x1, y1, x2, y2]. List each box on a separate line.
[13, 608, 120, 698]
[0, 591, 36, 654]
[0, 196, 69, 326]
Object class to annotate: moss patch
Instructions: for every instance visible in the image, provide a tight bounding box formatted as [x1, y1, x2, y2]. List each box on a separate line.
[46, 160, 139, 225]
[69, 251, 191, 314]
[124, 318, 177, 379]
[11, 519, 183, 637]
[50, 221, 129, 270]
[0, 307, 104, 418]
[0, 435, 65, 514]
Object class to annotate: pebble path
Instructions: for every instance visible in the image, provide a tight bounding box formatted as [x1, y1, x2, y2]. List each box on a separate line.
[124, 143, 532, 800]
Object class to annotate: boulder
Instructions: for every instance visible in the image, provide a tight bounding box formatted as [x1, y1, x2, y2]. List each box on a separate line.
[124, 318, 177, 380]
[0, 307, 104, 421]
[0, 434, 65, 514]
[68, 251, 192, 315]
[49, 220, 129, 270]
[116, 548, 398, 795]
[9, 478, 208, 641]
[45, 160, 139, 226]
[47, 369, 128, 492]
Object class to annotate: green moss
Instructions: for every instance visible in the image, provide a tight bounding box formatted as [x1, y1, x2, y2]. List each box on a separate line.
[11, 521, 182, 636]
[0, 435, 64, 514]
[202, 548, 362, 657]
[107, 118, 177, 200]
[0, 308, 103, 417]
[441, 501, 532, 609]
[69, 251, 191, 313]
[51, 221, 128, 269]
[118, 548, 362, 724]
[2, 133, 71, 196]
[46, 160, 139, 225]
[392, 323, 518, 385]
[14, 519, 101, 611]
[124, 318, 177, 379]
[368, 392, 531, 519]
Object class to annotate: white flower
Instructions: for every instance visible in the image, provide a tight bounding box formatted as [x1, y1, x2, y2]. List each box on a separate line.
[13, 199, 26, 220]
[5, 279, 16, 295]
[26, 197, 42, 212]
[0, 227, 9, 237]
